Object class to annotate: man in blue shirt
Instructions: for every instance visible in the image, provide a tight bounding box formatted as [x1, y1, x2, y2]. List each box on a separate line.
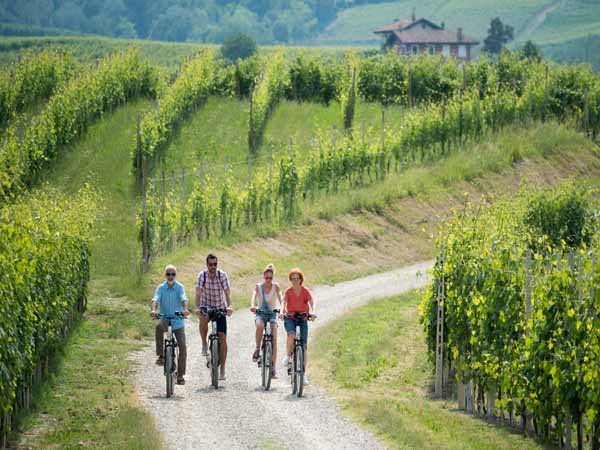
[151, 264, 190, 385]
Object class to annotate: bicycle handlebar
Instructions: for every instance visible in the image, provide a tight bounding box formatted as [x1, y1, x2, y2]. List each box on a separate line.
[199, 306, 227, 317]
[255, 308, 280, 315]
[153, 311, 186, 320]
[286, 312, 315, 321]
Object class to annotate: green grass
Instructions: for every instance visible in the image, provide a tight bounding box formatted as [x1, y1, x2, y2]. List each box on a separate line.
[16, 279, 163, 450]
[312, 291, 546, 449]
[41, 98, 151, 282]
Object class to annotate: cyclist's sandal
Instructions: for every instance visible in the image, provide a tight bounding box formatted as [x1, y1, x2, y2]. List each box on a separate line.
[156, 356, 165, 366]
[177, 375, 185, 385]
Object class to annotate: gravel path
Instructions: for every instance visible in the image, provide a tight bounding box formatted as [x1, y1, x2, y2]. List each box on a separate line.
[131, 261, 432, 450]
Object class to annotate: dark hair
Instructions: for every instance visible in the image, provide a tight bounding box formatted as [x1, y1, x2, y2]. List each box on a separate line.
[206, 253, 218, 263]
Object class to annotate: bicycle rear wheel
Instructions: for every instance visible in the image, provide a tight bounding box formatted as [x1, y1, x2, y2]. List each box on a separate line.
[263, 340, 272, 391]
[295, 344, 304, 398]
[211, 337, 219, 389]
[165, 345, 174, 398]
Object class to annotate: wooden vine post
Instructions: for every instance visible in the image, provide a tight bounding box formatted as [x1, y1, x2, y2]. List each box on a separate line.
[435, 244, 446, 398]
[142, 155, 149, 270]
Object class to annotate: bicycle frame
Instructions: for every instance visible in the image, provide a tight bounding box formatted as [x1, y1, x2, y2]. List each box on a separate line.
[200, 306, 227, 388]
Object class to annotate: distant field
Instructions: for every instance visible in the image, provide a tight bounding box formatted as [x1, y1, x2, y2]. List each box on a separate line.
[0, 36, 207, 70]
[529, 0, 600, 45]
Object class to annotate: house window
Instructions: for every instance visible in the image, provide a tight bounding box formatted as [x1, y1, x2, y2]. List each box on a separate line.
[458, 45, 467, 58]
[428, 46, 435, 55]
[442, 45, 450, 57]
[412, 45, 419, 55]
[401, 45, 408, 55]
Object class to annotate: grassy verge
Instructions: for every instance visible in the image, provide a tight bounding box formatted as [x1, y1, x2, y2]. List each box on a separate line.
[311, 291, 546, 450]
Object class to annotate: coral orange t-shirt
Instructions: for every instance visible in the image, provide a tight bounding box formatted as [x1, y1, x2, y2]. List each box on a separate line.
[284, 286, 312, 313]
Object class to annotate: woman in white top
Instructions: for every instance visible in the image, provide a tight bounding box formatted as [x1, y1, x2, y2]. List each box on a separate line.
[250, 264, 282, 377]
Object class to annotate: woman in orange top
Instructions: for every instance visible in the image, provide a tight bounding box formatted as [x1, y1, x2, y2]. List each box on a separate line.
[280, 268, 316, 385]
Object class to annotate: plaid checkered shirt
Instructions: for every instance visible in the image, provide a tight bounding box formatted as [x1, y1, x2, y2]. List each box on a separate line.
[196, 269, 230, 308]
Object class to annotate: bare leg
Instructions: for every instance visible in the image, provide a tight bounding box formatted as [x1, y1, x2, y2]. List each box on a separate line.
[255, 322, 264, 348]
[199, 315, 209, 347]
[286, 333, 294, 357]
[219, 332, 227, 373]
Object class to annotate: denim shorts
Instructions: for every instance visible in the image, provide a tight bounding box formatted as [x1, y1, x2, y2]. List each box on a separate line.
[256, 311, 278, 326]
[284, 317, 308, 346]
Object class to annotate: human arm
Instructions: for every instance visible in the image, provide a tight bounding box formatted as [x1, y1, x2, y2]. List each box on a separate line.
[150, 286, 160, 318]
[279, 290, 288, 320]
[195, 272, 204, 316]
[225, 287, 233, 316]
[181, 286, 190, 318]
[250, 285, 258, 313]
[307, 289, 316, 319]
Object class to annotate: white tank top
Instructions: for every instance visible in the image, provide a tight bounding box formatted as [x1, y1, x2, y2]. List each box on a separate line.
[258, 283, 279, 310]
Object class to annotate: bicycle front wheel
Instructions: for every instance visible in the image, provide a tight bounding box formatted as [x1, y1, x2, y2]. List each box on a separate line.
[165, 346, 174, 398]
[262, 340, 272, 391]
[295, 344, 304, 398]
[211, 337, 219, 389]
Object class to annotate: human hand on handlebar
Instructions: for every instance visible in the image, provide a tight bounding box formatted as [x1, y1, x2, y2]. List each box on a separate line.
[250, 306, 257, 313]
[183, 310, 190, 318]
[150, 311, 158, 319]
[226, 307, 233, 317]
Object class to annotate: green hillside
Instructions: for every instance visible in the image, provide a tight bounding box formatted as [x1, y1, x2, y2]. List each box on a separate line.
[315, 0, 600, 67]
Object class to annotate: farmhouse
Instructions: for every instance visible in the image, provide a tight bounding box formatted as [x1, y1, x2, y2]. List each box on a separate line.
[374, 15, 479, 61]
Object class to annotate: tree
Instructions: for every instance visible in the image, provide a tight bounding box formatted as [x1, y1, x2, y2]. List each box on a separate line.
[520, 40, 543, 61]
[483, 17, 514, 55]
[220, 32, 257, 62]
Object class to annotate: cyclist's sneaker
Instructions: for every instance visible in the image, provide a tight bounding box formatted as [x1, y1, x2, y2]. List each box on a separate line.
[155, 356, 165, 366]
[219, 370, 226, 381]
[252, 348, 260, 362]
[201, 344, 208, 356]
[176, 375, 185, 385]
[303, 375, 310, 385]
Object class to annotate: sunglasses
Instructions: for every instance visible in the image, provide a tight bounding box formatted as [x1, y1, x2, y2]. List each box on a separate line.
[291, 277, 300, 281]
[166, 272, 176, 277]
[208, 262, 218, 267]
[264, 276, 273, 280]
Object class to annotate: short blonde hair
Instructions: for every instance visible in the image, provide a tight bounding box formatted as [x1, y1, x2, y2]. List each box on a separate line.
[165, 264, 177, 273]
[288, 268, 304, 285]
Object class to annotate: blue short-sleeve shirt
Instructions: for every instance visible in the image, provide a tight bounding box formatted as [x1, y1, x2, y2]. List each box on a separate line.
[153, 280, 188, 330]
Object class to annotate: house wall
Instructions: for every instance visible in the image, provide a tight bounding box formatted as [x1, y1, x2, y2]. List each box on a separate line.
[395, 40, 474, 61]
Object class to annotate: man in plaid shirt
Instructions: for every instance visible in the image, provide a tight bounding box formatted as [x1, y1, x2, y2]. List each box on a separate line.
[195, 253, 233, 380]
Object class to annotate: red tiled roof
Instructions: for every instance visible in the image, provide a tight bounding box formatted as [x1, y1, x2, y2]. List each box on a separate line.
[374, 17, 479, 45]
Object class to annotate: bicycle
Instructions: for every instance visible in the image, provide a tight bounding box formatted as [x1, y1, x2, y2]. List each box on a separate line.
[153, 311, 185, 398]
[200, 306, 227, 389]
[287, 312, 314, 398]
[255, 308, 279, 391]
